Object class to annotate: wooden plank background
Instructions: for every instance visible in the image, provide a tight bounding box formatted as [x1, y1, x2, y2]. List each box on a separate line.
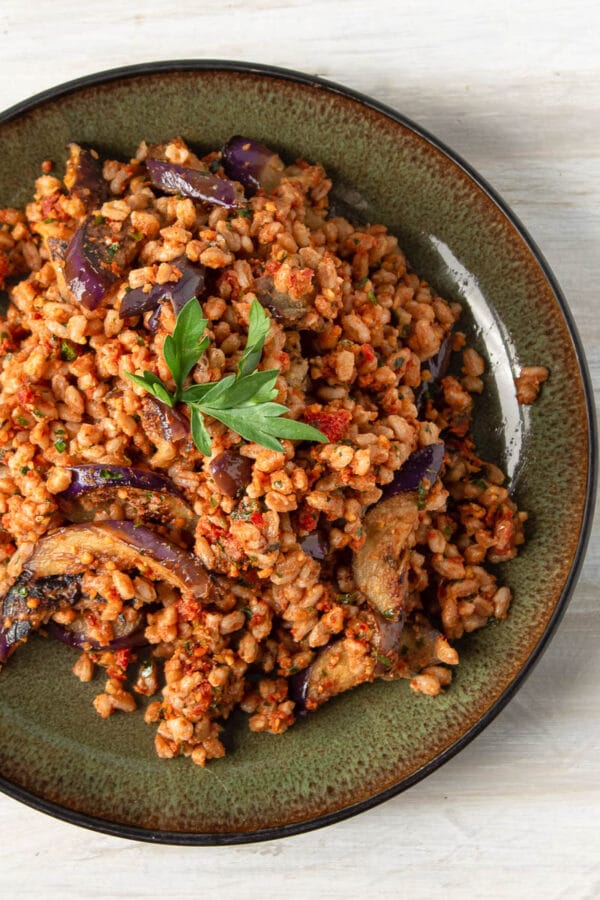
[0, 1, 598, 897]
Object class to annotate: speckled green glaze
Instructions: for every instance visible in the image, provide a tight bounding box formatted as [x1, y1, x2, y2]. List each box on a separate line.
[0, 63, 595, 844]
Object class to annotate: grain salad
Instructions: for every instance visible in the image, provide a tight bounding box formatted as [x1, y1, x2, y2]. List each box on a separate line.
[0, 135, 547, 766]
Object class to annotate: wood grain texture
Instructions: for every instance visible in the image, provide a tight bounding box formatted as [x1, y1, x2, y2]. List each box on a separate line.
[0, 1, 598, 897]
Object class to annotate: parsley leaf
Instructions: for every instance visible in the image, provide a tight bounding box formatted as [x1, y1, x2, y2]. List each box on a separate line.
[190, 406, 212, 456]
[126, 371, 175, 407]
[183, 369, 278, 409]
[125, 298, 327, 455]
[237, 300, 271, 377]
[162, 296, 210, 396]
[373, 650, 392, 669]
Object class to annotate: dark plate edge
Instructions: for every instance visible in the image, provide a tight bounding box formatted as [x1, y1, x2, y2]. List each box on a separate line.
[0, 58, 596, 846]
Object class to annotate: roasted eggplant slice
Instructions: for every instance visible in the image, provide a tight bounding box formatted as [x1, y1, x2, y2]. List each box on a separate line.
[138, 396, 189, 443]
[0, 522, 211, 664]
[413, 334, 453, 410]
[253, 275, 310, 324]
[394, 615, 458, 677]
[290, 611, 403, 711]
[0, 573, 82, 663]
[57, 465, 197, 532]
[289, 611, 457, 713]
[208, 449, 253, 498]
[383, 443, 444, 498]
[146, 157, 245, 209]
[63, 215, 138, 310]
[47, 608, 149, 651]
[119, 256, 206, 319]
[352, 493, 418, 621]
[63, 143, 108, 211]
[221, 136, 284, 195]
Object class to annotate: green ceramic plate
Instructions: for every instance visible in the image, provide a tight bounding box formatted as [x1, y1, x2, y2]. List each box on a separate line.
[0, 61, 595, 844]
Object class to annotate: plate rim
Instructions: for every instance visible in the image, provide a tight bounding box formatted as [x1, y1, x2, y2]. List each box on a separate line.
[0, 58, 596, 846]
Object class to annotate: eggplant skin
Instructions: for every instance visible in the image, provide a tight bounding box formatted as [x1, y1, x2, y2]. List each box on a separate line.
[209, 449, 253, 498]
[413, 335, 453, 410]
[0, 573, 81, 663]
[64, 143, 108, 211]
[146, 158, 245, 209]
[221, 136, 284, 195]
[119, 256, 206, 319]
[383, 443, 445, 498]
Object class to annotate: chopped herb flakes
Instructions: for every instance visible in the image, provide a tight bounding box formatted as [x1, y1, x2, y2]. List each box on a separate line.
[100, 469, 123, 479]
[60, 340, 77, 362]
[373, 651, 392, 669]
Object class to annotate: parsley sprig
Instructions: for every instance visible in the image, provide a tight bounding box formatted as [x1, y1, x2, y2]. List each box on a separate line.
[125, 297, 328, 455]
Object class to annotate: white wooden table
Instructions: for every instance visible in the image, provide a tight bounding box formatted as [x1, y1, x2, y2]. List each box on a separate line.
[1, 2, 598, 897]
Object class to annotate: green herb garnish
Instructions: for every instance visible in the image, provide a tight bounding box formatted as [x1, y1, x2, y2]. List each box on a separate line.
[54, 438, 67, 453]
[100, 469, 123, 480]
[16, 416, 29, 427]
[367, 290, 378, 304]
[60, 340, 77, 362]
[125, 298, 328, 455]
[106, 242, 120, 259]
[237, 208, 252, 218]
[373, 651, 392, 669]
[417, 482, 428, 509]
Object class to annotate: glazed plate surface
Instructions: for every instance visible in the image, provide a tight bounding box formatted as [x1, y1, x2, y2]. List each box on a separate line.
[0, 61, 595, 844]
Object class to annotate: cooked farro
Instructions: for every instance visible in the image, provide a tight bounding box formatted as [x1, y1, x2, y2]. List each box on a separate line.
[0, 135, 546, 766]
